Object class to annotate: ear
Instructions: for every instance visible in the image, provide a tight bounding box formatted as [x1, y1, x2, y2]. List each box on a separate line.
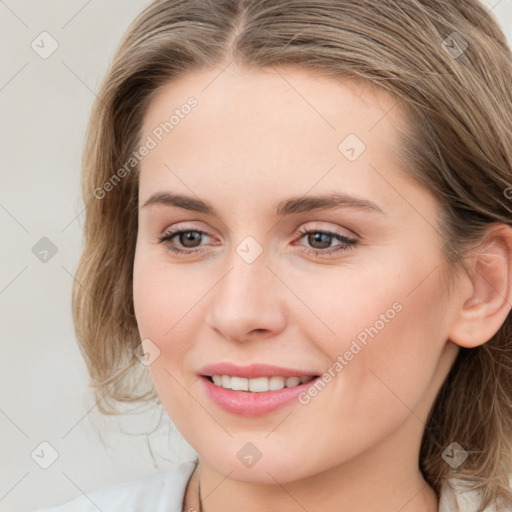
[448, 224, 512, 348]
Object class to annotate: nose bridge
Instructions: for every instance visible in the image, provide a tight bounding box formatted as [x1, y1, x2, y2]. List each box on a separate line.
[217, 244, 273, 310]
[205, 239, 285, 339]
[217, 225, 272, 296]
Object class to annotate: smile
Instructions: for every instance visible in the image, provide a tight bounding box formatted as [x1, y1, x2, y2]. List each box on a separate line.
[200, 374, 321, 416]
[209, 375, 316, 392]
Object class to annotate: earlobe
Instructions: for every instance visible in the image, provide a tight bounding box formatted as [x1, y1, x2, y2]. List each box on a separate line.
[448, 224, 512, 349]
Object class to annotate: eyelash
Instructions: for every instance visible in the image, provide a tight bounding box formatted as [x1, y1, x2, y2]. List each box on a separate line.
[157, 226, 357, 258]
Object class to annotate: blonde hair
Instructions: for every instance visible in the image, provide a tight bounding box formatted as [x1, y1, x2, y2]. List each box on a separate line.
[73, 1, 512, 509]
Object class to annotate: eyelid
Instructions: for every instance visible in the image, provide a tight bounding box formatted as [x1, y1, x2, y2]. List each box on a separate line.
[160, 221, 214, 237]
[159, 220, 356, 242]
[297, 220, 357, 237]
[157, 221, 359, 259]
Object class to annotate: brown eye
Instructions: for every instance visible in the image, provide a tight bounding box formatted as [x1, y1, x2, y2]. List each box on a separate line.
[157, 229, 211, 255]
[177, 231, 203, 248]
[295, 228, 357, 258]
[305, 232, 333, 250]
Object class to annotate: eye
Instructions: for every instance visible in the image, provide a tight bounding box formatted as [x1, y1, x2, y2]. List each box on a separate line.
[294, 227, 357, 258]
[157, 228, 212, 255]
[156, 226, 358, 258]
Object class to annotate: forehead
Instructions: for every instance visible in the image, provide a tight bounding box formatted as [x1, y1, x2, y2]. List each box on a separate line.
[140, 64, 402, 143]
[137, 65, 413, 211]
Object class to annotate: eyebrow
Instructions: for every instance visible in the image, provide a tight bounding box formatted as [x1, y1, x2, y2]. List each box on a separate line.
[141, 191, 385, 216]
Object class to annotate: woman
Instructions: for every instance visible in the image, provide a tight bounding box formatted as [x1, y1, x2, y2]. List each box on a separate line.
[37, 0, 512, 511]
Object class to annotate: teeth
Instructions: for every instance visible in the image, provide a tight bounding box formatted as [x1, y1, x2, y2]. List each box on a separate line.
[210, 375, 315, 392]
[231, 376, 249, 391]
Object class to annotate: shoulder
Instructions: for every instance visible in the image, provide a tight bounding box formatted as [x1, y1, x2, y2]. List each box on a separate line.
[439, 478, 502, 512]
[34, 459, 198, 512]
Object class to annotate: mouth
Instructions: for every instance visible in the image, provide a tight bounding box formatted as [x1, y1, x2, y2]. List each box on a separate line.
[198, 362, 320, 380]
[203, 374, 319, 392]
[199, 369, 322, 417]
[197, 362, 322, 415]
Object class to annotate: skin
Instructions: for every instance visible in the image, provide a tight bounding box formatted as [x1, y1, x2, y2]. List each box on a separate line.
[132, 64, 512, 512]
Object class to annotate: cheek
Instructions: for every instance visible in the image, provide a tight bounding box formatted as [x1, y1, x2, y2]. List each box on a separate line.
[281, 256, 405, 359]
[332, 270, 448, 424]
[133, 248, 204, 342]
[132, 254, 195, 409]
[300, 253, 449, 416]
[133, 252, 203, 419]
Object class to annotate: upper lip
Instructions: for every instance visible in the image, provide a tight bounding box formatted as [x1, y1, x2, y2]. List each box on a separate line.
[198, 362, 319, 379]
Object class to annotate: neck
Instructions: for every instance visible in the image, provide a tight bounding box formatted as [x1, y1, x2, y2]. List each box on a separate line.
[184, 464, 438, 512]
[183, 424, 439, 512]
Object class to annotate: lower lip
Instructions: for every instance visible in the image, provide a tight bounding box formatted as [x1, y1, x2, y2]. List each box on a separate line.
[200, 376, 320, 417]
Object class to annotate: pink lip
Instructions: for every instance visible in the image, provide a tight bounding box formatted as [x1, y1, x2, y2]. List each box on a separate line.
[197, 362, 319, 379]
[200, 375, 320, 417]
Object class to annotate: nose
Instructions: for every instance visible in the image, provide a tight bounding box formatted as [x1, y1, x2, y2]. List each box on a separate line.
[204, 248, 287, 343]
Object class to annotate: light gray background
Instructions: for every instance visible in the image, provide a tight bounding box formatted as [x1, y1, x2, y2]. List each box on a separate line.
[1, 1, 510, 511]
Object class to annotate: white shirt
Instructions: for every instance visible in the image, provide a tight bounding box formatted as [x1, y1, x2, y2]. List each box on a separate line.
[34, 460, 494, 512]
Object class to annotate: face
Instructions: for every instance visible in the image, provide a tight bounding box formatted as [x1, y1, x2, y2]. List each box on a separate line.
[133, 65, 460, 485]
